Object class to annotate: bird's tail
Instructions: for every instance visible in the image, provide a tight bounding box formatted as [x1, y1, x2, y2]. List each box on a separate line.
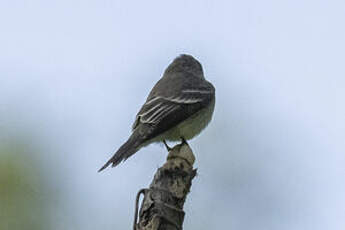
[98, 132, 144, 172]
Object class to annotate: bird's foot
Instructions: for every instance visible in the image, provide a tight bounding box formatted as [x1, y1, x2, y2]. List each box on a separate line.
[180, 137, 188, 146]
[163, 140, 172, 151]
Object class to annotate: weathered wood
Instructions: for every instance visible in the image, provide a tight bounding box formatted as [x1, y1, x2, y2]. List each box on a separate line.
[134, 143, 196, 230]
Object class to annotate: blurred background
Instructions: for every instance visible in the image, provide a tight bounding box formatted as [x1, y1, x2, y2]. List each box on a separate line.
[1, 0, 344, 229]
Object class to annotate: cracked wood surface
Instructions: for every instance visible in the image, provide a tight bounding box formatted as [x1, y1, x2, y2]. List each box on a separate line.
[134, 143, 196, 230]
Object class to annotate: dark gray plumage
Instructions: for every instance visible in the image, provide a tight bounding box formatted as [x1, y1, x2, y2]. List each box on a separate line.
[99, 54, 215, 171]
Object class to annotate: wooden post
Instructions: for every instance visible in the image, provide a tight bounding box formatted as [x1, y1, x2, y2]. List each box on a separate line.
[133, 143, 197, 230]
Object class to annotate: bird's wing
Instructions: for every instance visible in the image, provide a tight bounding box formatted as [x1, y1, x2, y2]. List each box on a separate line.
[132, 80, 215, 139]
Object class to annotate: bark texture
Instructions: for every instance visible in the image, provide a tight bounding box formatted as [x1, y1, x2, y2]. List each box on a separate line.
[134, 143, 196, 230]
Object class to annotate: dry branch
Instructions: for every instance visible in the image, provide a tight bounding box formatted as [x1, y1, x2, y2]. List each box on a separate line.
[134, 143, 197, 230]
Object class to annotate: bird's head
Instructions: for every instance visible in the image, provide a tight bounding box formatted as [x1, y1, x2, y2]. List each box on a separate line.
[165, 54, 204, 78]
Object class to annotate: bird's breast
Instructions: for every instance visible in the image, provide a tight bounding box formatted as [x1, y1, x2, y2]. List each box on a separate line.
[159, 98, 215, 141]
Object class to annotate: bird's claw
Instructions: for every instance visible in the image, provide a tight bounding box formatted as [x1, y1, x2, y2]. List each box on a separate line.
[181, 137, 188, 145]
[163, 140, 172, 151]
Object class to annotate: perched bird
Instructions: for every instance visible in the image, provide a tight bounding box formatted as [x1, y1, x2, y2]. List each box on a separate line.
[99, 54, 215, 171]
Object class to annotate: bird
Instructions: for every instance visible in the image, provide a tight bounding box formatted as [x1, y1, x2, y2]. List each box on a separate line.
[98, 54, 215, 171]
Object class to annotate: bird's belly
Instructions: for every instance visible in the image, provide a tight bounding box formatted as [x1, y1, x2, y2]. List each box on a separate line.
[161, 99, 215, 141]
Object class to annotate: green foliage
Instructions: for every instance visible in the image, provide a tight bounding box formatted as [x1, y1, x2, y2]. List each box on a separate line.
[0, 143, 50, 230]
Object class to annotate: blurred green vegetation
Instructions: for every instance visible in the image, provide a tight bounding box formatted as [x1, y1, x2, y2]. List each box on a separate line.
[0, 139, 51, 230]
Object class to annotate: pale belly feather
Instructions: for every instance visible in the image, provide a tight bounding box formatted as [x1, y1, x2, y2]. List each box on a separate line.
[147, 98, 215, 144]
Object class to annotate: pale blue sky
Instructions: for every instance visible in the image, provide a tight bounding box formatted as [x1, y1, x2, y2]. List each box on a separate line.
[1, 0, 344, 229]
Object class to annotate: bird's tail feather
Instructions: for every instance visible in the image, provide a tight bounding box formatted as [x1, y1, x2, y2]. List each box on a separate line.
[98, 133, 143, 172]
